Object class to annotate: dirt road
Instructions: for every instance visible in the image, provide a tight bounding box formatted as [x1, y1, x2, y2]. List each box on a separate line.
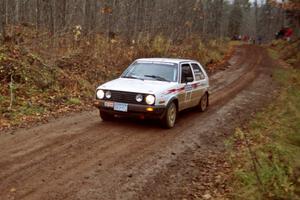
[0, 45, 278, 200]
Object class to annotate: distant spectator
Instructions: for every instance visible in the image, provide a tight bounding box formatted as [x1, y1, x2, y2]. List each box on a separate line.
[243, 35, 249, 42]
[258, 36, 262, 45]
[276, 27, 286, 40]
[285, 27, 293, 41]
[231, 35, 239, 41]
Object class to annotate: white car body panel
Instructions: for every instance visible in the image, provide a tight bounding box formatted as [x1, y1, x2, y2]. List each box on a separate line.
[97, 78, 179, 106]
[98, 78, 177, 95]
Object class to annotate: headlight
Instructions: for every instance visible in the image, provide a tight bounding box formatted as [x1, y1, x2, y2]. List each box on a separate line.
[136, 94, 143, 102]
[105, 91, 112, 99]
[96, 90, 105, 99]
[145, 95, 155, 105]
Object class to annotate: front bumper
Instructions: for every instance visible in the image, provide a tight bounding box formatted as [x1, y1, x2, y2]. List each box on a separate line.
[94, 100, 166, 119]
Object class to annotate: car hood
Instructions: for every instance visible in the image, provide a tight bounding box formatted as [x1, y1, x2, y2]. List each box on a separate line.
[97, 78, 177, 94]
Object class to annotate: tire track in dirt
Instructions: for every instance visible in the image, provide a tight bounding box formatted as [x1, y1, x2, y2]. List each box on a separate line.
[210, 47, 262, 105]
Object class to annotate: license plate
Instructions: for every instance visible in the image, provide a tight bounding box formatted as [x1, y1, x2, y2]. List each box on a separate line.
[114, 102, 128, 112]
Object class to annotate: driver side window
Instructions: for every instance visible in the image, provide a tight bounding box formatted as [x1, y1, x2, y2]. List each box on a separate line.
[181, 64, 194, 83]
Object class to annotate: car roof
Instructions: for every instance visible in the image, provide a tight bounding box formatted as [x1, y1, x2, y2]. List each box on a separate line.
[136, 58, 198, 64]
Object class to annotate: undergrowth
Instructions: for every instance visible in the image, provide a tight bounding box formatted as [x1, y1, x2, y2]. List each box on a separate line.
[227, 40, 300, 200]
[270, 39, 300, 67]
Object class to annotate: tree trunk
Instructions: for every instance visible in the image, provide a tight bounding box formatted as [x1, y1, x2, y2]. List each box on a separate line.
[61, 0, 67, 28]
[0, 0, 6, 42]
[36, 0, 40, 29]
[49, 0, 55, 35]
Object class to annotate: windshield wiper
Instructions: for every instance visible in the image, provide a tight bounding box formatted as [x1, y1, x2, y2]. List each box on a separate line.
[144, 75, 170, 82]
[122, 75, 144, 81]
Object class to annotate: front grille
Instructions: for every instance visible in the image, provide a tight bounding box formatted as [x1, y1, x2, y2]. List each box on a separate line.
[105, 90, 147, 105]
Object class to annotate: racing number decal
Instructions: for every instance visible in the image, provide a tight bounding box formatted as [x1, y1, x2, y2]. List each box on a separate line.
[184, 85, 193, 102]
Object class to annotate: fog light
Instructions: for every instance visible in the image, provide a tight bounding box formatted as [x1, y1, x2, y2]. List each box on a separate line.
[146, 107, 154, 112]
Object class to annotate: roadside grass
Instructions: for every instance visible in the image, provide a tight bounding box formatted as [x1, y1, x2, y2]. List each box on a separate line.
[67, 98, 82, 106]
[228, 40, 243, 47]
[270, 39, 300, 68]
[227, 47, 300, 200]
[268, 48, 280, 60]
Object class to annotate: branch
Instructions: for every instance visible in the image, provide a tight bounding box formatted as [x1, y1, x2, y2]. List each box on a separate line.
[8, 74, 14, 111]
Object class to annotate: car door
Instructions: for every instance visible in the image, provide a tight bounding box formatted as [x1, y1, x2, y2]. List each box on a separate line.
[178, 63, 195, 111]
[190, 63, 208, 107]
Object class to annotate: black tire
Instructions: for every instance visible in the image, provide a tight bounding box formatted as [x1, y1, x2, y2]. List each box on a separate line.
[199, 92, 209, 112]
[100, 111, 114, 121]
[161, 101, 177, 129]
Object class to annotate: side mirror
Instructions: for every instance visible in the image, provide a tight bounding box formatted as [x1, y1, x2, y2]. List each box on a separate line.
[185, 77, 193, 83]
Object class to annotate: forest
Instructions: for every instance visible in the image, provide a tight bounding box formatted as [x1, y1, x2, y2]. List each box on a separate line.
[0, 0, 298, 42]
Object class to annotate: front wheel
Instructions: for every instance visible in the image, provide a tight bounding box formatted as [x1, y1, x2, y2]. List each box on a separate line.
[161, 101, 177, 129]
[199, 92, 209, 112]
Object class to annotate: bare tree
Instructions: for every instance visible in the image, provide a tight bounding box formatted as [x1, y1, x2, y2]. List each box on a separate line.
[0, 0, 7, 41]
[0, 0, 297, 43]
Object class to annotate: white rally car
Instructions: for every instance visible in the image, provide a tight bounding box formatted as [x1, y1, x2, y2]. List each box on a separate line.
[95, 58, 209, 128]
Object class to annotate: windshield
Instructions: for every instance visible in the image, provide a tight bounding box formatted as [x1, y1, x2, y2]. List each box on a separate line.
[122, 62, 178, 82]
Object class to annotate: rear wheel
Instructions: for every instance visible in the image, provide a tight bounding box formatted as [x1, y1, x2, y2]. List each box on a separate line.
[100, 111, 114, 121]
[199, 92, 209, 112]
[161, 101, 177, 129]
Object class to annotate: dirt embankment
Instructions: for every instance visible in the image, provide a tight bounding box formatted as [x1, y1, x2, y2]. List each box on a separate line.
[0, 45, 278, 200]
